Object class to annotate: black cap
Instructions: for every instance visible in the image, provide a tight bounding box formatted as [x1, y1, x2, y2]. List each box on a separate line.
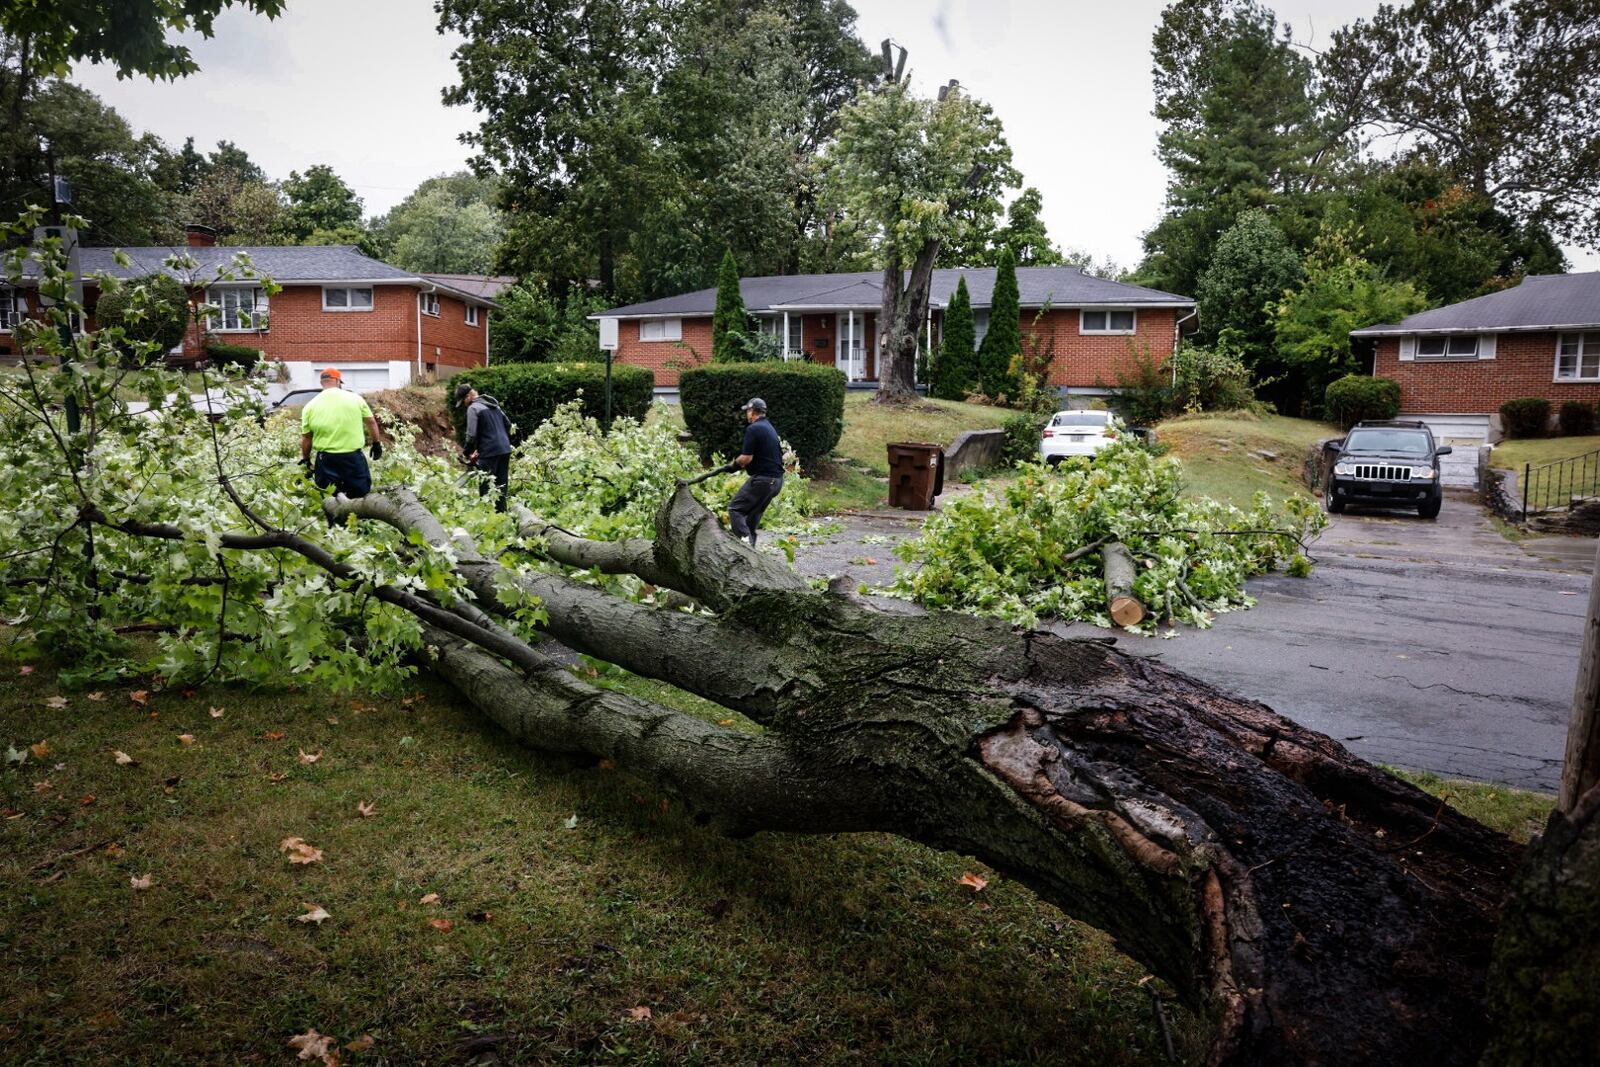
[741, 397, 767, 413]
[454, 383, 474, 407]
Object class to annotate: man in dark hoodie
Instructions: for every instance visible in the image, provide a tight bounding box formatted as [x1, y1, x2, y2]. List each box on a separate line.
[455, 383, 514, 512]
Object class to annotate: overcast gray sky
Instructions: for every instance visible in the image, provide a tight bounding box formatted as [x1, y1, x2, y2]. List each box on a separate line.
[74, 0, 1597, 272]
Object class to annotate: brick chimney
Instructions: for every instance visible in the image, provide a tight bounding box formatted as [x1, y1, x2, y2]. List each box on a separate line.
[185, 224, 218, 248]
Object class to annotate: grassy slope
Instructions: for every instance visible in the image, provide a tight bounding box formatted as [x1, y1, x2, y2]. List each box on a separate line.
[1156, 413, 1339, 508]
[1488, 435, 1600, 470]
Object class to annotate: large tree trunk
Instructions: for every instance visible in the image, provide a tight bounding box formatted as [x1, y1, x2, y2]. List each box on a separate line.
[876, 241, 940, 400]
[329, 486, 1522, 1065]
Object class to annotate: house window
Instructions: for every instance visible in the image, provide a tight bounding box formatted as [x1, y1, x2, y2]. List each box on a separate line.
[1557, 333, 1600, 381]
[0, 287, 22, 330]
[973, 310, 990, 347]
[1081, 309, 1136, 334]
[1417, 335, 1479, 360]
[760, 315, 803, 355]
[322, 286, 374, 312]
[418, 292, 440, 316]
[208, 287, 267, 331]
[639, 317, 682, 342]
[465, 304, 479, 327]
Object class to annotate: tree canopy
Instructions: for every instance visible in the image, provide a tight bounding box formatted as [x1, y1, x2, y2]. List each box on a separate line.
[371, 171, 503, 274]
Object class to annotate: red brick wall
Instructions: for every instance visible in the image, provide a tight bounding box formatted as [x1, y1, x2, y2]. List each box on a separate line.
[188, 283, 421, 364]
[612, 317, 713, 386]
[1023, 307, 1181, 388]
[420, 292, 488, 372]
[1373, 333, 1600, 413]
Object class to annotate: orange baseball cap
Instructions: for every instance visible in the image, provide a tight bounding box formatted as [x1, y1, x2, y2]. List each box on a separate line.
[319, 368, 342, 380]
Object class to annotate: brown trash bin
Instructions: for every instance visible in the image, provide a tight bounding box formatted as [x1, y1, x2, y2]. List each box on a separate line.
[886, 442, 946, 510]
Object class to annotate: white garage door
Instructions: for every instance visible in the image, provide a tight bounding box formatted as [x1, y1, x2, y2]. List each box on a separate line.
[329, 365, 392, 392]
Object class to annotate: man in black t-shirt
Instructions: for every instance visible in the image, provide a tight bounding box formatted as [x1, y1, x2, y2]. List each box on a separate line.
[728, 397, 785, 547]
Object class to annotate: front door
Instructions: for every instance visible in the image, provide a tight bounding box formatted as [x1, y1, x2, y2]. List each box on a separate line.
[836, 313, 866, 382]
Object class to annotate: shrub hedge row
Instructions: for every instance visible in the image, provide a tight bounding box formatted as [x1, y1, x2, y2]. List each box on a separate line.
[446, 362, 655, 444]
[1323, 374, 1401, 429]
[1499, 397, 1551, 439]
[204, 340, 263, 371]
[678, 362, 846, 469]
[1559, 400, 1598, 437]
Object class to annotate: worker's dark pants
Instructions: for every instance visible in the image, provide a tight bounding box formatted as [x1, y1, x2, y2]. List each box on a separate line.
[476, 453, 510, 513]
[314, 450, 371, 499]
[728, 474, 783, 545]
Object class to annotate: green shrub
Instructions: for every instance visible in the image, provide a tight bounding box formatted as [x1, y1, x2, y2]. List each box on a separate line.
[1113, 344, 1175, 426]
[447, 362, 654, 444]
[1323, 375, 1401, 429]
[93, 273, 190, 363]
[1500, 397, 1552, 439]
[1558, 400, 1597, 437]
[1172, 341, 1257, 413]
[204, 341, 262, 371]
[1001, 412, 1047, 467]
[679, 362, 845, 469]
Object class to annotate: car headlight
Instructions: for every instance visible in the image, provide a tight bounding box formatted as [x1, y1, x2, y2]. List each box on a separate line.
[1410, 466, 1435, 479]
[1333, 463, 1355, 476]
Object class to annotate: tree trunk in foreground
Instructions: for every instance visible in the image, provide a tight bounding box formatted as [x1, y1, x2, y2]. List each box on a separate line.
[325, 486, 1520, 1065]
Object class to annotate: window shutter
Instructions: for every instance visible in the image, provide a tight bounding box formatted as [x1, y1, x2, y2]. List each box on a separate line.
[1398, 337, 1415, 361]
[1477, 333, 1496, 360]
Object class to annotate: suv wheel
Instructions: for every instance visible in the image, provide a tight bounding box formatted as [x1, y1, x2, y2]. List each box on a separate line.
[1325, 482, 1345, 514]
[1418, 496, 1441, 520]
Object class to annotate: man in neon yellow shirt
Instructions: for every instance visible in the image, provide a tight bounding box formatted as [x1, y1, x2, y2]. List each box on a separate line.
[299, 368, 384, 498]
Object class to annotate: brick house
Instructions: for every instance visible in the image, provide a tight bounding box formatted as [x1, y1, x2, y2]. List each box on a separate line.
[594, 267, 1196, 393]
[1350, 273, 1600, 441]
[0, 226, 497, 392]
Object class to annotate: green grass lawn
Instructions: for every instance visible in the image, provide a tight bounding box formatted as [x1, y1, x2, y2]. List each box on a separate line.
[1157, 412, 1339, 508]
[1489, 435, 1600, 510]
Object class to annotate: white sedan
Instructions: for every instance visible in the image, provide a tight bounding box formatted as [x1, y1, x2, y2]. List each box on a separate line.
[1040, 410, 1118, 464]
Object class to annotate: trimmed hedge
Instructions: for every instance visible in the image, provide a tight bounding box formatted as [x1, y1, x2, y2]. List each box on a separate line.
[1001, 412, 1047, 467]
[204, 340, 263, 371]
[679, 362, 846, 469]
[447, 362, 655, 444]
[1559, 400, 1597, 437]
[1500, 397, 1551, 439]
[93, 274, 190, 363]
[1324, 374, 1400, 429]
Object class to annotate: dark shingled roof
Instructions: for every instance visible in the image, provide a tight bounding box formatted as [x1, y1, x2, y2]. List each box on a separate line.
[421, 273, 517, 302]
[598, 267, 1192, 318]
[78, 245, 422, 284]
[1350, 273, 1600, 336]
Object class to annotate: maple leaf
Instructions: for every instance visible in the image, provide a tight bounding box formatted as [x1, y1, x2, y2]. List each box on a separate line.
[208, 706, 225, 718]
[18, 665, 33, 675]
[113, 750, 137, 766]
[5, 745, 26, 766]
[129, 690, 149, 705]
[626, 1006, 653, 1022]
[80, 794, 96, 806]
[177, 734, 196, 746]
[428, 918, 453, 932]
[297, 749, 321, 765]
[266, 771, 288, 783]
[419, 892, 440, 905]
[279, 837, 325, 865]
[297, 903, 332, 925]
[263, 730, 286, 741]
[562, 814, 579, 830]
[344, 1035, 375, 1053]
[957, 872, 989, 892]
[287, 1028, 338, 1064]
[29, 740, 50, 758]
[130, 873, 152, 891]
[44, 696, 67, 709]
[355, 800, 377, 819]
[85, 691, 104, 701]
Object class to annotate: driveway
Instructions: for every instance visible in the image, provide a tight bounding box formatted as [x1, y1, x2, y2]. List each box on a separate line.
[791, 491, 1590, 792]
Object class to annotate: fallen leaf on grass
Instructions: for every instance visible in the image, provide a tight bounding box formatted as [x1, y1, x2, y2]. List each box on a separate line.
[130, 873, 152, 891]
[33, 780, 51, 794]
[263, 730, 286, 741]
[18, 665, 33, 675]
[208, 706, 225, 718]
[30, 740, 50, 758]
[419, 892, 440, 905]
[80, 795, 95, 806]
[355, 800, 377, 818]
[177, 734, 196, 746]
[625, 1006, 653, 1022]
[297, 904, 332, 925]
[287, 1029, 338, 1064]
[44, 696, 67, 710]
[957, 872, 989, 892]
[129, 690, 149, 705]
[113, 750, 137, 766]
[325, 715, 339, 725]
[344, 1034, 375, 1053]
[717, 719, 736, 726]
[103, 843, 122, 857]
[2, 808, 23, 819]
[297, 749, 321, 765]
[279, 837, 324, 865]
[428, 918, 453, 932]
[85, 691, 103, 701]
[266, 771, 288, 783]
[5, 745, 27, 765]
[562, 814, 578, 830]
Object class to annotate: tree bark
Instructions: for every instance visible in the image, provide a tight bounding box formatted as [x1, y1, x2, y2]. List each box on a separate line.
[1560, 540, 1600, 812]
[325, 486, 1522, 1066]
[1102, 541, 1145, 629]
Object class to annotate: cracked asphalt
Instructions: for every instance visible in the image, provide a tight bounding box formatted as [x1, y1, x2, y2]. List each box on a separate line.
[791, 489, 1591, 792]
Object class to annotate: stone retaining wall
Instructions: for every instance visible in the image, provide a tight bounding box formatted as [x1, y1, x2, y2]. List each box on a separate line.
[944, 428, 1005, 477]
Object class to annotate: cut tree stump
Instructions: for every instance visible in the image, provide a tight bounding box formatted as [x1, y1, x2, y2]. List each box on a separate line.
[1103, 540, 1146, 628]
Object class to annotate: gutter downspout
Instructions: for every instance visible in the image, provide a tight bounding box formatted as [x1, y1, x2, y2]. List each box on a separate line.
[484, 305, 490, 367]
[415, 281, 437, 383]
[1171, 307, 1198, 386]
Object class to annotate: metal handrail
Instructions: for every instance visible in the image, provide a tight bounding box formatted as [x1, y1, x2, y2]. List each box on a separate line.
[1522, 448, 1600, 519]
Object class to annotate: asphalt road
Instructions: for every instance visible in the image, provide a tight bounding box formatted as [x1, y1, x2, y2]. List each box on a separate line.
[791, 490, 1591, 792]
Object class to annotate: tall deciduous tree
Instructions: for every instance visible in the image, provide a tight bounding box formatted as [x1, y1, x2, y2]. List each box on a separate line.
[932, 274, 975, 400]
[996, 187, 1063, 266]
[0, 0, 284, 83]
[711, 248, 748, 364]
[278, 164, 366, 245]
[372, 171, 503, 274]
[1194, 209, 1302, 369]
[977, 247, 1021, 399]
[826, 68, 1015, 399]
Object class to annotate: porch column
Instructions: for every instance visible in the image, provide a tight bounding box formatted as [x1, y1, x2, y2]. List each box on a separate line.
[847, 311, 855, 382]
[782, 311, 790, 361]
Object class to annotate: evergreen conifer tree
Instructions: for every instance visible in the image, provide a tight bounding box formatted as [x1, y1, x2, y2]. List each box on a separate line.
[934, 276, 976, 400]
[711, 248, 748, 363]
[978, 248, 1021, 399]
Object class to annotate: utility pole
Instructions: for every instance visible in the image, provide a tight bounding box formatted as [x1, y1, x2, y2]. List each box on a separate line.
[1562, 540, 1600, 811]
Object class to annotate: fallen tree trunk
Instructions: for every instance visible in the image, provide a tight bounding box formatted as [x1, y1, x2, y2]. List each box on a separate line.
[1102, 540, 1145, 629]
[325, 486, 1521, 1065]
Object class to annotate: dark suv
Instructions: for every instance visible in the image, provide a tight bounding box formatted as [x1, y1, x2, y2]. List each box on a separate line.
[1325, 420, 1452, 519]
